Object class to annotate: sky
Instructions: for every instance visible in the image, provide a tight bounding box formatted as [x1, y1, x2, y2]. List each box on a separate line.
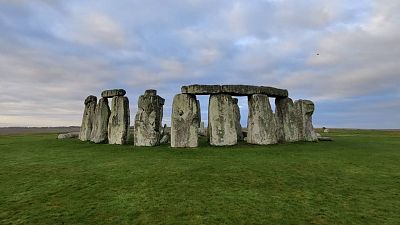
[0, 0, 399, 128]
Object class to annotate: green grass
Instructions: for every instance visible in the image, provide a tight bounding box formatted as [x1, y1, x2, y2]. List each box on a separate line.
[0, 130, 399, 225]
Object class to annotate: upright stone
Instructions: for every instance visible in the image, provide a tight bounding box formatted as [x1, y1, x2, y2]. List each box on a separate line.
[275, 97, 301, 142]
[171, 94, 200, 147]
[196, 100, 201, 126]
[208, 94, 237, 146]
[134, 90, 164, 146]
[295, 100, 318, 142]
[247, 94, 278, 145]
[108, 96, 130, 145]
[79, 95, 97, 141]
[233, 98, 243, 140]
[90, 97, 111, 143]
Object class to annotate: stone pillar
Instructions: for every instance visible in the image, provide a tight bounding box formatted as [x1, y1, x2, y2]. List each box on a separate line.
[247, 94, 278, 145]
[233, 98, 243, 141]
[171, 94, 200, 147]
[134, 90, 164, 146]
[108, 96, 130, 145]
[79, 95, 97, 141]
[90, 97, 111, 143]
[196, 100, 201, 126]
[275, 97, 301, 143]
[208, 94, 237, 146]
[295, 100, 318, 142]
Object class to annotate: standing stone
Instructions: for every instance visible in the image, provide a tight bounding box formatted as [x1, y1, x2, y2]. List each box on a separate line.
[275, 97, 302, 143]
[171, 94, 200, 147]
[295, 100, 318, 142]
[196, 100, 201, 127]
[232, 98, 243, 141]
[208, 94, 237, 146]
[90, 97, 111, 143]
[108, 96, 130, 145]
[247, 94, 278, 145]
[79, 95, 97, 141]
[134, 90, 164, 146]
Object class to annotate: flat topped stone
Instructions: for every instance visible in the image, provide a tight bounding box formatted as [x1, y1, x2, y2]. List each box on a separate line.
[181, 85, 288, 97]
[101, 89, 126, 98]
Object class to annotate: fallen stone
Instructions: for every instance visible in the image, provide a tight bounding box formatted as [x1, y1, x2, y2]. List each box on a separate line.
[90, 97, 111, 143]
[160, 134, 169, 144]
[247, 94, 278, 145]
[233, 98, 243, 140]
[101, 89, 126, 98]
[318, 137, 333, 141]
[198, 127, 208, 136]
[108, 96, 130, 145]
[171, 94, 200, 147]
[134, 90, 165, 146]
[181, 84, 288, 97]
[79, 95, 97, 141]
[208, 94, 237, 146]
[58, 132, 79, 139]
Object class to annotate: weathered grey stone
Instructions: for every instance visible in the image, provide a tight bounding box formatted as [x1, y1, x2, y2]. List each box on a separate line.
[134, 90, 164, 146]
[108, 96, 130, 145]
[208, 94, 237, 146]
[275, 97, 302, 143]
[171, 94, 200, 147]
[247, 94, 278, 145]
[160, 124, 167, 137]
[181, 85, 222, 95]
[295, 100, 318, 142]
[196, 100, 201, 126]
[318, 136, 333, 141]
[90, 97, 111, 143]
[58, 132, 79, 139]
[84, 95, 97, 105]
[198, 128, 208, 136]
[79, 95, 97, 141]
[222, 85, 288, 97]
[232, 98, 243, 140]
[101, 89, 126, 98]
[181, 84, 288, 97]
[160, 134, 169, 144]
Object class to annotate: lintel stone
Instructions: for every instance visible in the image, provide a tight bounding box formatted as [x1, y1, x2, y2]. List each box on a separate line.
[101, 89, 126, 98]
[181, 84, 288, 97]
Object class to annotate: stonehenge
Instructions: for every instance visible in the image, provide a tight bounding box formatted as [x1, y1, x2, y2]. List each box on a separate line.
[232, 98, 243, 140]
[134, 90, 165, 146]
[78, 84, 318, 148]
[171, 94, 200, 147]
[208, 94, 237, 146]
[90, 97, 111, 143]
[79, 89, 129, 145]
[247, 94, 278, 145]
[79, 95, 97, 141]
[108, 96, 130, 145]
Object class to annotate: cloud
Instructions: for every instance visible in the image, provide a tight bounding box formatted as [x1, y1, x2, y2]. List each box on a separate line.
[52, 11, 126, 47]
[0, 0, 399, 128]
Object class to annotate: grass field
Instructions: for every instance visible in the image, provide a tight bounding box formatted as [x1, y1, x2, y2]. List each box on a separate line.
[0, 130, 399, 224]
